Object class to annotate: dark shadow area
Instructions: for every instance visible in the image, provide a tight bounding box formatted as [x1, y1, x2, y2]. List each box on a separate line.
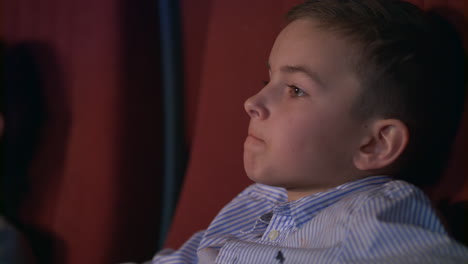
[439, 200, 468, 246]
[1, 41, 5, 213]
[110, 0, 165, 262]
[428, 7, 467, 193]
[423, 6, 468, 247]
[3, 41, 70, 264]
[2, 42, 45, 222]
[402, 6, 467, 189]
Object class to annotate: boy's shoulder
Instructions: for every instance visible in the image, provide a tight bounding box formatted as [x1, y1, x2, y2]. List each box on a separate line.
[342, 178, 430, 207]
[341, 178, 433, 218]
[310, 178, 437, 228]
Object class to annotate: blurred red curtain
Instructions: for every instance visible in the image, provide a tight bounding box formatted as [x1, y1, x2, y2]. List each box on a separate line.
[3, 0, 164, 263]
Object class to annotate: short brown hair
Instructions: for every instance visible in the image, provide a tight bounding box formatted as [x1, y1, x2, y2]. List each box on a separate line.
[287, 0, 466, 187]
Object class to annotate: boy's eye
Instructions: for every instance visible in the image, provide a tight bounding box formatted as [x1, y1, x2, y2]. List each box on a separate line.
[288, 85, 306, 97]
[263, 80, 269, 86]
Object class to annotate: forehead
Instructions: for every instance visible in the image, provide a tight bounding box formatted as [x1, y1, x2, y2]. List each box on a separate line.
[269, 18, 358, 87]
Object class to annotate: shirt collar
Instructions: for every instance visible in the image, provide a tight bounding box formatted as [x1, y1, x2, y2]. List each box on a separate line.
[270, 175, 392, 228]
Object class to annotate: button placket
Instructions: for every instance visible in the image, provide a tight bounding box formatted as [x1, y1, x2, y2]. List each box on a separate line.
[268, 229, 280, 241]
[262, 213, 292, 243]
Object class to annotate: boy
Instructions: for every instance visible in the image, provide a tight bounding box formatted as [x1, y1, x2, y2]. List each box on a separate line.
[144, 0, 468, 263]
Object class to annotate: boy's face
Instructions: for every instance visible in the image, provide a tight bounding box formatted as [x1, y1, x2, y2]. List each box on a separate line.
[243, 19, 367, 196]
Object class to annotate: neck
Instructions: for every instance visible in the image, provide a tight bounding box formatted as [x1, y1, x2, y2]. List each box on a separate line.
[286, 187, 331, 202]
[285, 175, 370, 201]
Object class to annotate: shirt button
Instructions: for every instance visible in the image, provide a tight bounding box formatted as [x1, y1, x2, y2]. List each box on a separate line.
[268, 230, 280, 241]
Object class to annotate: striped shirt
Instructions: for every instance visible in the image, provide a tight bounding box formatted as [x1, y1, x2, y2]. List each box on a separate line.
[149, 176, 468, 263]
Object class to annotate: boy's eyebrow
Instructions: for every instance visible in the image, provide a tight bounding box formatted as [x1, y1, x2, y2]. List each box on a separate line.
[267, 62, 326, 88]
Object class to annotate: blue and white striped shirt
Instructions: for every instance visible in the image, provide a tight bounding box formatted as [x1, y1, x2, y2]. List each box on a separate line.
[150, 176, 468, 263]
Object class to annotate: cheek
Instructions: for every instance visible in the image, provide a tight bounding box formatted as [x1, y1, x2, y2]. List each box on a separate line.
[272, 115, 319, 160]
[272, 111, 354, 164]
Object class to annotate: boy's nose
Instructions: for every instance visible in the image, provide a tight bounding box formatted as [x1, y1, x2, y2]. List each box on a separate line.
[244, 94, 269, 120]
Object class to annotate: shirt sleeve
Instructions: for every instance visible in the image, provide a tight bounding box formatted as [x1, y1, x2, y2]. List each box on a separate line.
[142, 184, 269, 264]
[0, 216, 36, 264]
[149, 230, 205, 264]
[341, 182, 468, 263]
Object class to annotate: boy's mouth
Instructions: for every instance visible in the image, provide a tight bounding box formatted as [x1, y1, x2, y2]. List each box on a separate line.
[247, 133, 264, 143]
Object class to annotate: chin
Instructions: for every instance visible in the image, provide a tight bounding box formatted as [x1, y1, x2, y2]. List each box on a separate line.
[245, 168, 266, 184]
[244, 155, 286, 187]
[245, 169, 286, 187]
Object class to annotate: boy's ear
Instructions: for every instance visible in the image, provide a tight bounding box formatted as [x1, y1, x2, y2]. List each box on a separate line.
[353, 119, 409, 171]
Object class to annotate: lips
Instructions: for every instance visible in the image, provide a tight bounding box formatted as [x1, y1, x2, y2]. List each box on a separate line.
[245, 133, 266, 149]
[244, 132, 265, 152]
[247, 133, 264, 142]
